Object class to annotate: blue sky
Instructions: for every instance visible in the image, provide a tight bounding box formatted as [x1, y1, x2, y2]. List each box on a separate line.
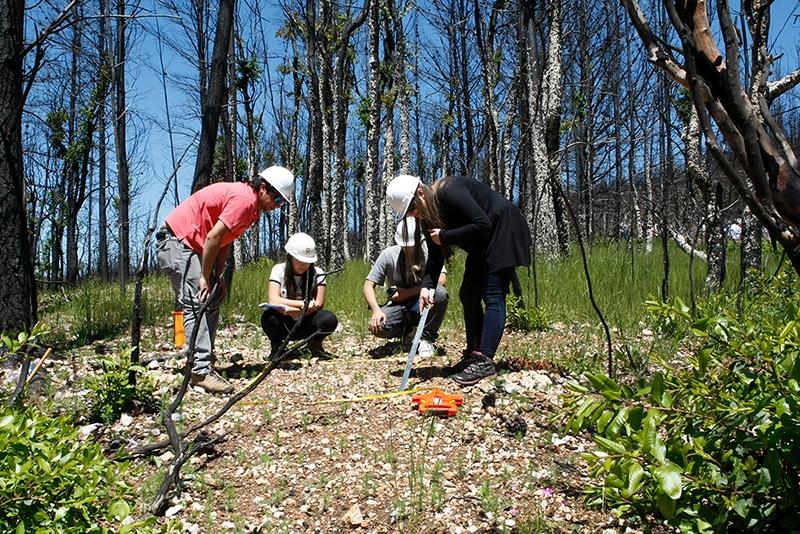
[111, 1, 800, 261]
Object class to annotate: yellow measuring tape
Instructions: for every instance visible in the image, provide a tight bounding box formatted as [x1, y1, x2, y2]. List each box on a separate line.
[240, 386, 435, 406]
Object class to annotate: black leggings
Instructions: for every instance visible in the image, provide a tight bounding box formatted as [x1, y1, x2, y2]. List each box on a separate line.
[260, 309, 338, 347]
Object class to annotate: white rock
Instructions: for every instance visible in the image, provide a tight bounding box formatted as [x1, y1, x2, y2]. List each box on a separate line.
[221, 520, 235, 529]
[170, 412, 183, 422]
[78, 423, 100, 439]
[119, 413, 133, 427]
[502, 381, 520, 394]
[164, 504, 183, 517]
[520, 372, 553, 391]
[342, 504, 363, 526]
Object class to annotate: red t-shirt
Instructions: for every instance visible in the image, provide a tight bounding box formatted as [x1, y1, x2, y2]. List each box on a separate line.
[165, 182, 259, 254]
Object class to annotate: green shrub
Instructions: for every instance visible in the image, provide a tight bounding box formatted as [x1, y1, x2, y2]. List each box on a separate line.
[0, 405, 147, 532]
[506, 294, 549, 332]
[87, 348, 154, 424]
[562, 269, 800, 532]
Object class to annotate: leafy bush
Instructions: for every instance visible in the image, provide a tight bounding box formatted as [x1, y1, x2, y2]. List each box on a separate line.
[0, 405, 146, 532]
[87, 349, 154, 424]
[0, 322, 48, 355]
[506, 294, 549, 332]
[562, 270, 800, 532]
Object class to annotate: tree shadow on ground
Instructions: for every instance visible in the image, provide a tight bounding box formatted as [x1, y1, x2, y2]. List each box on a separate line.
[368, 341, 404, 359]
[387, 363, 452, 382]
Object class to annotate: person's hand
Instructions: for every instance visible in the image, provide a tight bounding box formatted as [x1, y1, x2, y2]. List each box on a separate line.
[419, 287, 435, 310]
[307, 299, 319, 313]
[369, 309, 387, 334]
[388, 286, 400, 302]
[198, 276, 211, 301]
[428, 228, 442, 245]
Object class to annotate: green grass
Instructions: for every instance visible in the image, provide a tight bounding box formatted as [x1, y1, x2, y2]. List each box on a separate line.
[37, 242, 784, 347]
[525, 241, 783, 329]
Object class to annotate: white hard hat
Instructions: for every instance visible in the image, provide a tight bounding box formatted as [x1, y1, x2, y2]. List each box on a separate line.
[284, 232, 318, 263]
[386, 174, 420, 216]
[394, 216, 418, 247]
[259, 166, 294, 204]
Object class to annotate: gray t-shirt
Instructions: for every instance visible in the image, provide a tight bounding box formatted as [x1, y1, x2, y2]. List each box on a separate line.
[366, 245, 445, 288]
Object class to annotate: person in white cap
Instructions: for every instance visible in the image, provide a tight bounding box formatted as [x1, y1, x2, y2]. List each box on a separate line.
[386, 174, 531, 386]
[260, 233, 338, 359]
[362, 217, 448, 357]
[156, 166, 294, 394]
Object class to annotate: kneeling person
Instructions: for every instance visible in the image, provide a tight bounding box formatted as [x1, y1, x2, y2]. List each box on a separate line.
[261, 233, 338, 358]
[363, 217, 448, 357]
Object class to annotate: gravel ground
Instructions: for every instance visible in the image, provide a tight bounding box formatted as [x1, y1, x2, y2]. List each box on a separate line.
[38, 319, 666, 533]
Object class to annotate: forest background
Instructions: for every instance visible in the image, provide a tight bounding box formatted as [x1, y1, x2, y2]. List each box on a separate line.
[8, 0, 799, 304]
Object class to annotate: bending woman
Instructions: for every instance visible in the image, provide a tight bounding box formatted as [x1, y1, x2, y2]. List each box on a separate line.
[386, 175, 531, 385]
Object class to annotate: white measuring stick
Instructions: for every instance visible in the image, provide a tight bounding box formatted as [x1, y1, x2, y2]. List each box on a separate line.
[399, 305, 430, 391]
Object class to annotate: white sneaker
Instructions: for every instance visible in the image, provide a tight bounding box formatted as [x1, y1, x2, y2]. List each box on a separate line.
[417, 339, 435, 359]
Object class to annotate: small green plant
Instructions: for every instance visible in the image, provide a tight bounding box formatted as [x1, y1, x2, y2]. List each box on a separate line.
[478, 480, 505, 516]
[0, 405, 151, 532]
[87, 348, 154, 424]
[0, 322, 48, 355]
[563, 270, 800, 532]
[506, 294, 549, 332]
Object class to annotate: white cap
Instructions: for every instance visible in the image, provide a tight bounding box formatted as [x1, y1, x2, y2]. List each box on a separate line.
[258, 166, 294, 204]
[394, 216, 418, 247]
[386, 174, 421, 216]
[284, 233, 317, 263]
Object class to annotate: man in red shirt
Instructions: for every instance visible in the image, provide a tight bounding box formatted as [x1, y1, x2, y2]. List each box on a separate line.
[156, 166, 294, 394]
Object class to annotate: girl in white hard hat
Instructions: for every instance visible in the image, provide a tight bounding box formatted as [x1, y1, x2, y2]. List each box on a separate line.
[260, 233, 338, 358]
[363, 216, 449, 357]
[386, 174, 531, 386]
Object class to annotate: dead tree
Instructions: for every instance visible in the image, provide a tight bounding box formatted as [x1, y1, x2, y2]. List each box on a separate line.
[622, 0, 800, 275]
[0, 0, 37, 333]
[364, 0, 382, 260]
[191, 0, 235, 192]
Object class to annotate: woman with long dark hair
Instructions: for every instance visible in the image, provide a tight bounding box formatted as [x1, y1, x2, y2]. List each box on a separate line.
[386, 174, 531, 385]
[261, 233, 338, 358]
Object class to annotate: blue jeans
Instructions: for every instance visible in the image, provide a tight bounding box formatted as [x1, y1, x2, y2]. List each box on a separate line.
[459, 264, 513, 359]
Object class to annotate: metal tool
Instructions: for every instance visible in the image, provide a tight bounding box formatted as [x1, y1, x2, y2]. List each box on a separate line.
[400, 305, 430, 391]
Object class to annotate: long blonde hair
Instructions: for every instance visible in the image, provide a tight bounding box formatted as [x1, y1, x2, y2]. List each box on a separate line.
[413, 179, 448, 230]
[414, 178, 452, 256]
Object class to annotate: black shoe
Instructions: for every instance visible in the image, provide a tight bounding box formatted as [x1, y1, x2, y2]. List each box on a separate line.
[308, 339, 334, 360]
[270, 345, 301, 362]
[449, 348, 480, 373]
[450, 351, 496, 386]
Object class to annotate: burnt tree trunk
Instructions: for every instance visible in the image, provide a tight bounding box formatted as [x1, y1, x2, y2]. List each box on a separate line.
[0, 0, 37, 332]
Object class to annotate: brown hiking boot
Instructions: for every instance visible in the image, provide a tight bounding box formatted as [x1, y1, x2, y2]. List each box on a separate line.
[190, 372, 234, 394]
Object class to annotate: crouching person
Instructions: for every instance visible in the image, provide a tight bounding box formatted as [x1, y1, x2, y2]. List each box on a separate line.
[261, 233, 338, 359]
[363, 217, 448, 357]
